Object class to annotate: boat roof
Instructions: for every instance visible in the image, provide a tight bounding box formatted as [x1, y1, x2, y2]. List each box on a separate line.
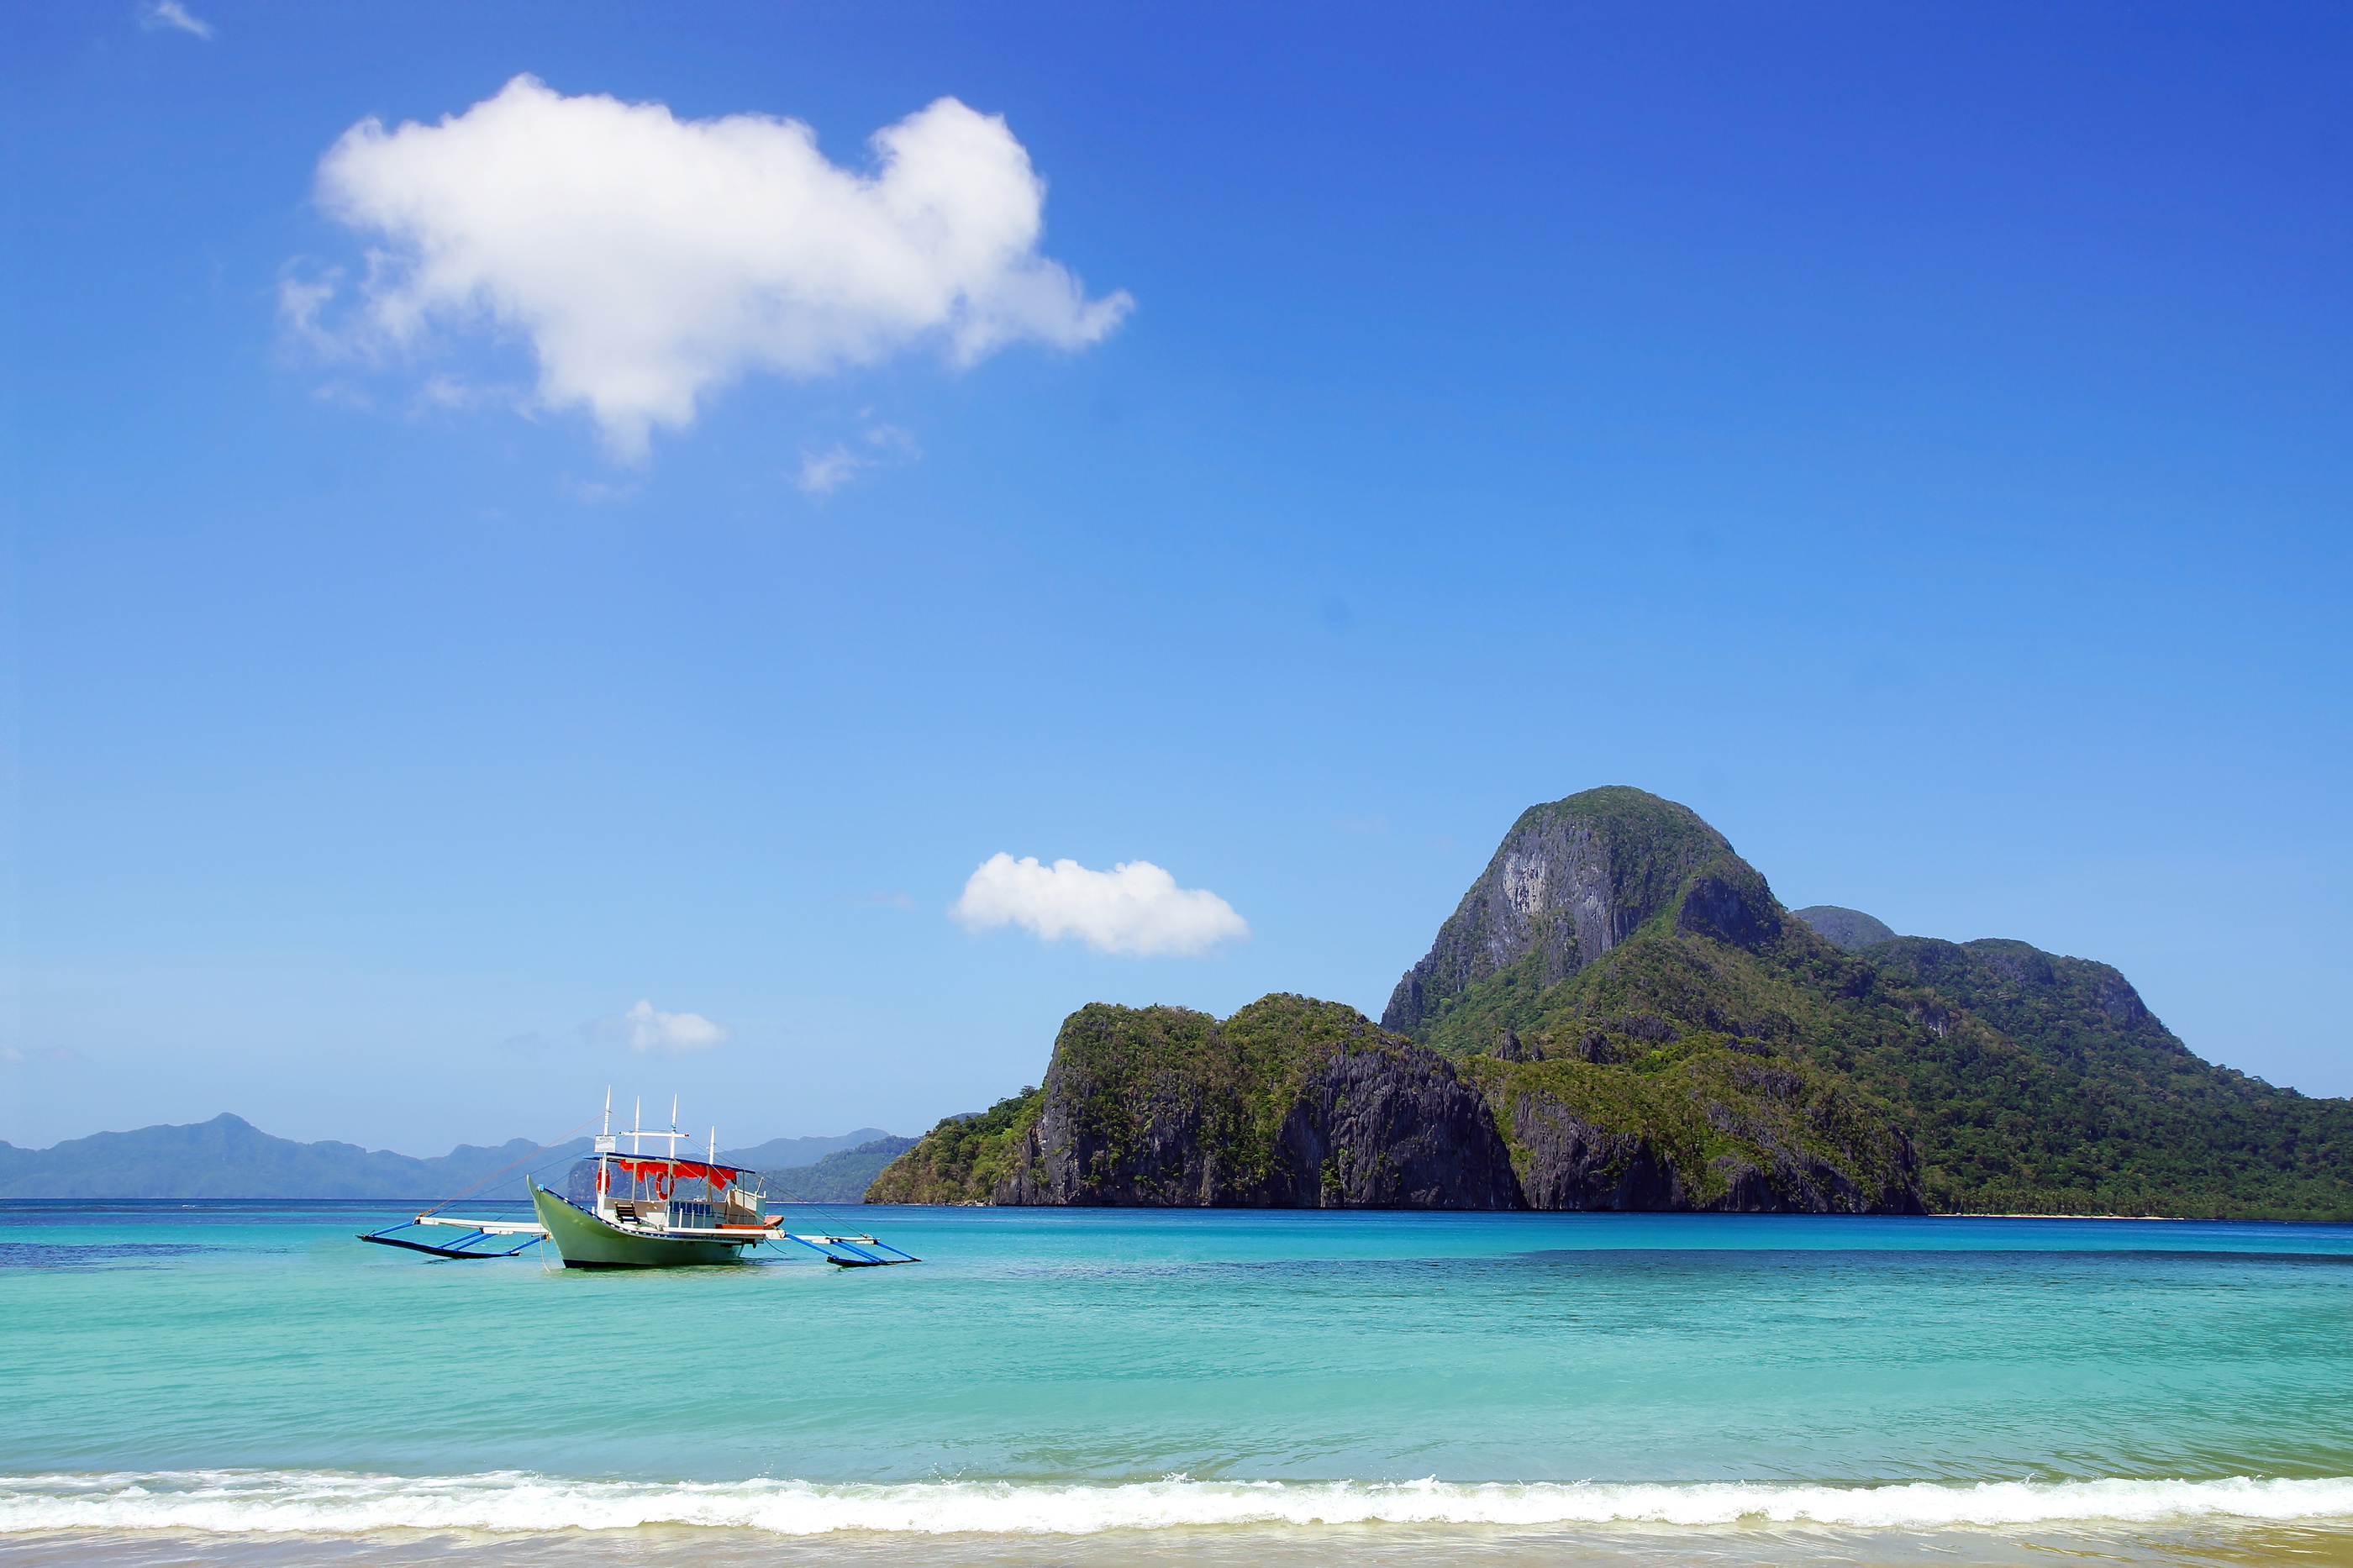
[596, 1154, 755, 1180]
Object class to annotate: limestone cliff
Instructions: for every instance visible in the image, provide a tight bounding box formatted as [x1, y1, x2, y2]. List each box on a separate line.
[1381, 786, 1926, 1212]
[867, 994, 1521, 1208]
[1462, 1048, 1923, 1213]
[1382, 787, 1743, 1035]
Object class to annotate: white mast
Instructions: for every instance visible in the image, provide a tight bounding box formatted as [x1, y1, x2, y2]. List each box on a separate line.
[594, 1086, 617, 1198]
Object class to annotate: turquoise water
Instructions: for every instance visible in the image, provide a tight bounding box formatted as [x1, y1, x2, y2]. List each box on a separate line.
[5, 1202, 2352, 1565]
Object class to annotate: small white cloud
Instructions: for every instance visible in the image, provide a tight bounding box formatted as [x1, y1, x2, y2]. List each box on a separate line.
[796, 423, 919, 494]
[625, 999, 729, 1053]
[142, 1, 213, 38]
[293, 76, 1131, 460]
[582, 1000, 731, 1054]
[950, 854, 1250, 957]
[797, 445, 866, 495]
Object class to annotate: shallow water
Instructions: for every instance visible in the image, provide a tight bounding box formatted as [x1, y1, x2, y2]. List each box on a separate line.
[4, 1202, 2350, 1565]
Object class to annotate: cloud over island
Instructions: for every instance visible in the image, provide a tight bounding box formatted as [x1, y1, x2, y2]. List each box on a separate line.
[288, 76, 1131, 460]
[950, 855, 1250, 957]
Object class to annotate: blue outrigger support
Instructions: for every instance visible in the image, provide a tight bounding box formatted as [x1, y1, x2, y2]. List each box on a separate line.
[358, 1214, 548, 1260]
[778, 1232, 922, 1268]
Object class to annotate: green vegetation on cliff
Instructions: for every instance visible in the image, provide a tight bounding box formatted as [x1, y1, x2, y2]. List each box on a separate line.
[864, 1088, 1045, 1204]
[1040, 993, 1449, 1199]
[1855, 937, 2353, 1217]
[1463, 1039, 1919, 1211]
[868, 982, 1907, 1212]
[866, 994, 1521, 1208]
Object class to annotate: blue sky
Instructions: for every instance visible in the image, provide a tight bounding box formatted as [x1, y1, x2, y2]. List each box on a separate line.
[5, 2, 2348, 1154]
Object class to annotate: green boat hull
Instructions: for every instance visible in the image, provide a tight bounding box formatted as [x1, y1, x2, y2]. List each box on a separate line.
[529, 1184, 759, 1269]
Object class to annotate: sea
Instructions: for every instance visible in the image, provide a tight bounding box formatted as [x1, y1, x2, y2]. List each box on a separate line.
[4, 1201, 2352, 1567]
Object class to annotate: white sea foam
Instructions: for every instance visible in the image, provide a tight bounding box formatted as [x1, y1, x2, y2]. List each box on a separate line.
[4, 1471, 2353, 1537]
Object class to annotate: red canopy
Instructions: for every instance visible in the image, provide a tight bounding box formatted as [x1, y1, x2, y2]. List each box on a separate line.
[605, 1157, 745, 1188]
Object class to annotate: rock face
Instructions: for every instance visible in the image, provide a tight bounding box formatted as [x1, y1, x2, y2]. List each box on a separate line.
[1382, 787, 1736, 1035]
[865, 986, 1923, 1214]
[1502, 1092, 1677, 1208]
[870, 995, 1522, 1208]
[1268, 1040, 1523, 1208]
[1462, 1050, 1926, 1214]
[1792, 905, 1898, 951]
[1382, 786, 1930, 1214]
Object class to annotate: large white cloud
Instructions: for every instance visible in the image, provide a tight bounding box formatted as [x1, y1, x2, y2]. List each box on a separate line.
[297, 76, 1131, 457]
[951, 855, 1250, 957]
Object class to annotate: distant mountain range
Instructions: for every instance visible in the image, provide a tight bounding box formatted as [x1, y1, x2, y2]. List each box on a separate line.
[715, 1129, 894, 1171]
[763, 1136, 920, 1204]
[0, 1115, 907, 1200]
[873, 786, 2353, 1218]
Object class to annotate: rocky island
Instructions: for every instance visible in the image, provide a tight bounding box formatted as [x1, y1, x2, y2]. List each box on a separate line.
[870, 787, 2353, 1218]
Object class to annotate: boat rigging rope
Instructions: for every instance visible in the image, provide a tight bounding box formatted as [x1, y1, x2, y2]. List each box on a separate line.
[412, 1112, 604, 1219]
[750, 1173, 900, 1255]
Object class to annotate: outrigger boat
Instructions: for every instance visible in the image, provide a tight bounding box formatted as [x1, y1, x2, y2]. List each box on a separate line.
[358, 1094, 919, 1270]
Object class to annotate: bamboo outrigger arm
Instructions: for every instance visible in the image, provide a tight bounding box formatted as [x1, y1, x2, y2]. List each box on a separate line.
[776, 1232, 921, 1266]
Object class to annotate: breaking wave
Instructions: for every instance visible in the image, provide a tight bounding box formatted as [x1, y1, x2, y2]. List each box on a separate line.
[4, 1471, 2353, 1535]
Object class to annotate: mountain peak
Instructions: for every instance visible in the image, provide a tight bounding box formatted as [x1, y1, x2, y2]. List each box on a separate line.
[1382, 787, 1764, 1035]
